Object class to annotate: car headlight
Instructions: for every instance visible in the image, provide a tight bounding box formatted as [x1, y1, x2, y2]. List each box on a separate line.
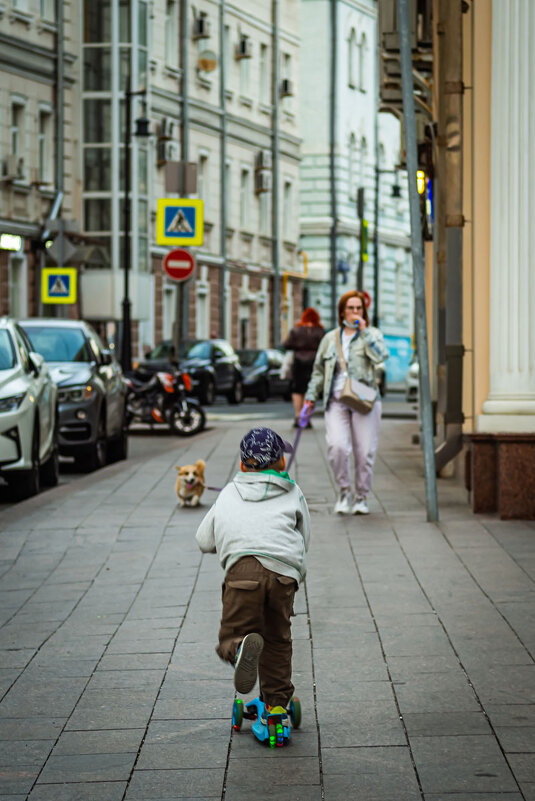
[0, 393, 26, 413]
[58, 385, 94, 403]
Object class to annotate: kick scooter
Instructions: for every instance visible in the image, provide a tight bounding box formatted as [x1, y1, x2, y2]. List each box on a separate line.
[232, 696, 301, 748]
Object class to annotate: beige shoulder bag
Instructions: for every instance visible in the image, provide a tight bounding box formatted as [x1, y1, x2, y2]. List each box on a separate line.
[335, 329, 377, 414]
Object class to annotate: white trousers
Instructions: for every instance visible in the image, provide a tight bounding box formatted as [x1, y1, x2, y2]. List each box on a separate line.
[324, 397, 382, 498]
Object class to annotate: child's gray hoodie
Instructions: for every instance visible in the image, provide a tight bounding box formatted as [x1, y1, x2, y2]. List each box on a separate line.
[195, 471, 311, 584]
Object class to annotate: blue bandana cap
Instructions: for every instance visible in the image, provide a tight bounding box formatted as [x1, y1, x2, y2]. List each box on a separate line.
[240, 427, 293, 470]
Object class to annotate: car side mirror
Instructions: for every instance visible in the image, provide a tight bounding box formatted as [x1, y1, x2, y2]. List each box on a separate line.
[29, 351, 44, 375]
[101, 349, 113, 365]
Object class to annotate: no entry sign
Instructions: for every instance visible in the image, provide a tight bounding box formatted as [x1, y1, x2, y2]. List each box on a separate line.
[163, 248, 195, 282]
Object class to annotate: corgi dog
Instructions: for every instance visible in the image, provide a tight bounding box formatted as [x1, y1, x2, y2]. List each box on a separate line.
[175, 460, 206, 507]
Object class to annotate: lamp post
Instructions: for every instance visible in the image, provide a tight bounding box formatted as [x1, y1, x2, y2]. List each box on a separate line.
[120, 74, 149, 373]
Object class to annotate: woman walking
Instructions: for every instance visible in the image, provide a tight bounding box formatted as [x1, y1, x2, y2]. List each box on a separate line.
[304, 291, 389, 515]
[282, 307, 325, 427]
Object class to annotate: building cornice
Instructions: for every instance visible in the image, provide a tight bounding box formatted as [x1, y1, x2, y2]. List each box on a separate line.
[0, 31, 76, 84]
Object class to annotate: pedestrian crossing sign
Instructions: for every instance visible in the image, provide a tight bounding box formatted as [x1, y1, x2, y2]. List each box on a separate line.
[156, 198, 204, 246]
[41, 267, 77, 304]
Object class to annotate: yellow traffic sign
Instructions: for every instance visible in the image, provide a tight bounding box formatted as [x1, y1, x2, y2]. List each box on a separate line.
[156, 198, 204, 246]
[42, 267, 77, 304]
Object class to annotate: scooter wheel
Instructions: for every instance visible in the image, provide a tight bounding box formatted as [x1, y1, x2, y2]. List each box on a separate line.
[289, 697, 301, 729]
[232, 698, 244, 730]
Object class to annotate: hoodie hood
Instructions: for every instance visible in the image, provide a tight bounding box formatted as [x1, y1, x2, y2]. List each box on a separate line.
[231, 471, 294, 502]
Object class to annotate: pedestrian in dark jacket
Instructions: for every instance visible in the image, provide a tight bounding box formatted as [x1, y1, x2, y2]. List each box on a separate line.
[282, 307, 325, 427]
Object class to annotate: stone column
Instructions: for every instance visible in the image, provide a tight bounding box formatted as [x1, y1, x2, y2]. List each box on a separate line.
[478, 0, 535, 433]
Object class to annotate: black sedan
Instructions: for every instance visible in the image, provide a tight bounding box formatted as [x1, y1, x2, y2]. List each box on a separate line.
[237, 349, 292, 402]
[20, 319, 128, 471]
[134, 338, 243, 405]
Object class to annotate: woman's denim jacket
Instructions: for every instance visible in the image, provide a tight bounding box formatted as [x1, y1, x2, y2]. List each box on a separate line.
[305, 326, 389, 406]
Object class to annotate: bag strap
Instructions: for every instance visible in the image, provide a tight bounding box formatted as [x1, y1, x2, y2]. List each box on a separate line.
[335, 329, 348, 371]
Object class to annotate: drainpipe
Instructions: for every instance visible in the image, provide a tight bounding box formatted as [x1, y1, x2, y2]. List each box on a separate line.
[175, 0, 190, 354]
[219, 0, 227, 339]
[272, 0, 281, 346]
[329, 0, 337, 328]
[434, 0, 464, 472]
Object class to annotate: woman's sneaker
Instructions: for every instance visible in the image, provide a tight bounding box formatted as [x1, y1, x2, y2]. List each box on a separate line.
[352, 497, 369, 515]
[334, 489, 352, 514]
[234, 633, 264, 694]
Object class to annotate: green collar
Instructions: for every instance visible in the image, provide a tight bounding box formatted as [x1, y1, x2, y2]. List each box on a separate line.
[261, 469, 295, 484]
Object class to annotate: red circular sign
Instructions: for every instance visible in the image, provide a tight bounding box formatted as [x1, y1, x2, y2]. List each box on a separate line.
[363, 290, 372, 309]
[163, 249, 195, 282]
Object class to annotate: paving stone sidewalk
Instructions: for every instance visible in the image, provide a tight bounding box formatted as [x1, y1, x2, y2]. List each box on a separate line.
[0, 414, 534, 801]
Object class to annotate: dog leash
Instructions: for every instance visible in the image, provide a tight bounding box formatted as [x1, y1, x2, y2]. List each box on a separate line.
[204, 406, 314, 492]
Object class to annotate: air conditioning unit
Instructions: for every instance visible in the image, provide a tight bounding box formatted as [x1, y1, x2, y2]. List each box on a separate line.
[235, 36, 252, 59]
[157, 139, 180, 167]
[159, 117, 176, 141]
[192, 14, 210, 40]
[280, 78, 294, 98]
[2, 154, 23, 180]
[255, 170, 271, 195]
[255, 149, 272, 172]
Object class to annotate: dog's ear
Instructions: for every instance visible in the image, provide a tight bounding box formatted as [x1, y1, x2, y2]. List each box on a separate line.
[175, 466, 181, 472]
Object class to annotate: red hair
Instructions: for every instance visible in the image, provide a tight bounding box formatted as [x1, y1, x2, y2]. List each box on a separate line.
[298, 307, 322, 327]
[337, 291, 369, 327]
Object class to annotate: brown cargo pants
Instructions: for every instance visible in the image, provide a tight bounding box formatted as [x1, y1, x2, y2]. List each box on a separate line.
[216, 556, 298, 708]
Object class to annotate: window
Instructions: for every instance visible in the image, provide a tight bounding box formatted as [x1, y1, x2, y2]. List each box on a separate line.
[40, 0, 55, 20]
[10, 102, 24, 157]
[225, 161, 231, 224]
[239, 52, 250, 96]
[359, 33, 368, 92]
[83, 0, 111, 43]
[84, 198, 111, 231]
[281, 53, 292, 110]
[84, 99, 112, 142]
[165, 0, 179, 68]
[198, 154, 209, 215]
[283, 180, 293, 240]
[348, 28, 357, 88]
[259, 191, 270, 236]
[38, 110, 52, 184]
[260, 43, 269, 104]
[348, 133, 357, 200]
[240, 169, 251, 229]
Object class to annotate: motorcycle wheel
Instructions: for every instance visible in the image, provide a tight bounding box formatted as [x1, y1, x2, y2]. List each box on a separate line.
[169, 402, 206, 437]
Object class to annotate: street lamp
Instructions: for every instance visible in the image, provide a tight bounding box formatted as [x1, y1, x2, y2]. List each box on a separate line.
[120, 74, 150, 373]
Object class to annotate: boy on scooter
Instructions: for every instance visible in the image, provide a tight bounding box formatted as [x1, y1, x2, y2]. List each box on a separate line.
[195, 426, 311, 725]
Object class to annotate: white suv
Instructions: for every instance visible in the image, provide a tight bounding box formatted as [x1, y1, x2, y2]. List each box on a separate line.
[0, 318, 59, 500]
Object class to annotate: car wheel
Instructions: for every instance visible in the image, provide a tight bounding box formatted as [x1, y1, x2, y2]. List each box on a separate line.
[79, 413, 107, 472]
[107, 406, 129, 463]
[227, 379, 243, 405]
[13, 420, 40, 500]
[257, 380, 269, 403]
[201, 378, 215, 406]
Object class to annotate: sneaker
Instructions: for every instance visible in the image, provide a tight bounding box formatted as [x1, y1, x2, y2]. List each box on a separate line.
[261, 704, 290, 727]
[334, 489, 352, 514]
[234, 633, 264, 694]
[352, 497, 369, 515]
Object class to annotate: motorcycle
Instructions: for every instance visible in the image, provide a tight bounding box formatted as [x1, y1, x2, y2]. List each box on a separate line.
[125, 370, 206, 436]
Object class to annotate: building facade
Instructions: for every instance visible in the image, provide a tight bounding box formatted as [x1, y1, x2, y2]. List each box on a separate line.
[1, 0, 304, 353]
[299, 0, 413, 385]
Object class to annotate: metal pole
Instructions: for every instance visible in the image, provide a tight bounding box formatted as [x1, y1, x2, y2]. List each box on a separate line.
[329, 0, 337, 328]
[219, 0, 227, 339]
[397, 0, 439, 521]
[373, 165, 380, 326]
[272, 0, 281, 346]
[120, 75, 132, 373]
[177, 0, 190, 351]
[54, 0, 65, 318]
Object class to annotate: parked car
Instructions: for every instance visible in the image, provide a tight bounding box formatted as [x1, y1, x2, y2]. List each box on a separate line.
[237, 348, 292, 402]
[135, 338, 243, 405]
[20, 319, 128, 471]
[405, 356, 419, 402]
[0, 317, 59, 499]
